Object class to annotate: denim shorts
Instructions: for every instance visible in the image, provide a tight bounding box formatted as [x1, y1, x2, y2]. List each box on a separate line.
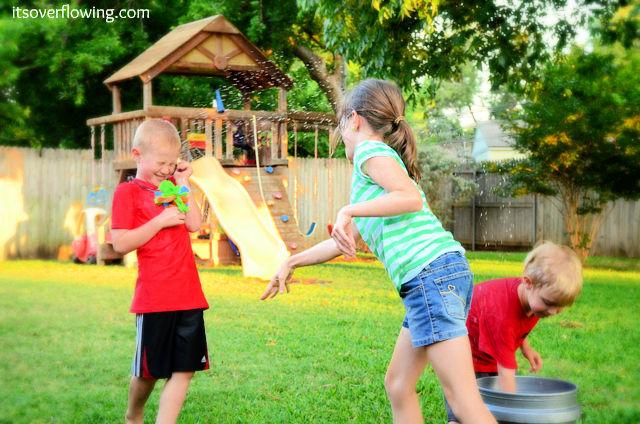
[400, 251, 473, 348]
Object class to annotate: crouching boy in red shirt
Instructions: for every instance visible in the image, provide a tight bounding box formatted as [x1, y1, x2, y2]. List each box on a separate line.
[446, 241, 583, 423]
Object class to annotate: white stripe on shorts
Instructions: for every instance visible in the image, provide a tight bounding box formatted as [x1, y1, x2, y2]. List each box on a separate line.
[132, 314, 143, 377]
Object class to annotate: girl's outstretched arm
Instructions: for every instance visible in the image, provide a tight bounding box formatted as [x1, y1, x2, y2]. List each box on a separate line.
[260, 238, 342, 300]
[332, 156, 422, 256]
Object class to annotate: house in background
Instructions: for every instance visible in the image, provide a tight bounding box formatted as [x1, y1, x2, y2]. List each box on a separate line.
[471, 120, 525, 162]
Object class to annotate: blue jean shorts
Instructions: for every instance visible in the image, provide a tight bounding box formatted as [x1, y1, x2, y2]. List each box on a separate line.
[400, 251, 473, 348]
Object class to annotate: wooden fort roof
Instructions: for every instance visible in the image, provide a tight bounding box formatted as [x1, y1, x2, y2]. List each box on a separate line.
[104, 15, 293, 93]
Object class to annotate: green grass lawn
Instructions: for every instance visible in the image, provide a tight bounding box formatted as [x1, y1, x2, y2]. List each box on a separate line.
[0, 253, 638, 423]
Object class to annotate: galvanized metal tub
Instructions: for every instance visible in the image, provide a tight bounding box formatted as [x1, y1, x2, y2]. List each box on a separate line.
[477, 376, 581, 424]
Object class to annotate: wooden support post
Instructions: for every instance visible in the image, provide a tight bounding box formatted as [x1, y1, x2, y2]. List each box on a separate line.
[121, 123, 126, 160]
[113, 122, 120, 161]
[271, 120, 278, 162]
[279, 121, 288, 159]
[293, 122, 298, 159]
[124, 122, 128, 160]
[225, 121, 234, 160]
[180, 118, 187, 142]
[100, 124, 106, 186]
[214, 118, 223, 159]
[278, 89, 288, 159]
[205, 119, 213, 157]
[112, 85, 122, 114]
[125, 121, 134, 156]
[314, 125, 319, 159]
[90, 126, 96, 188]
[143, 80, 153, 110]
[277, 88, 287, 112]
[243, 92, 251, 110]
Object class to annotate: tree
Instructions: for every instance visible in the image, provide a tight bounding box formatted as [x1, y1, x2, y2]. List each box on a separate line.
[189, 0, 601, 110]
[303, 0, 596, 103]
[0, 0, 333, 150]
[0, 0, 184, 148]
[417, 144, 477, 229]
[489, 47, 640, 261]
[0, 0, 609, 150]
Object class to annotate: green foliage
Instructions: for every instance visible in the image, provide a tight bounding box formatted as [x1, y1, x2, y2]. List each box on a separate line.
[1, 0, 628, 153]
[488, 46, 640, 259]
[0, 0, 181, 148]
[0, 0, 330, 150]
[490, 48, 640, 208]
[593, 0, 640, 48]
[418, 62, 479, 145]
[0, 19, 35, 145]
[303, 0, 588, 97]
[417, 144, 477, 227]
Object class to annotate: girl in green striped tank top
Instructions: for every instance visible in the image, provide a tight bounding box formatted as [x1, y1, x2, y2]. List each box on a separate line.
[261, 79, 496, 424]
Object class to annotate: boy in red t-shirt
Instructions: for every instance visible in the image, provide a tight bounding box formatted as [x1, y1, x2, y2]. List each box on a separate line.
[446, 241, 583, 423]
[111, 119, 209, 424]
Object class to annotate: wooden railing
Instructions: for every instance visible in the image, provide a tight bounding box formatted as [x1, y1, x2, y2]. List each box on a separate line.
[86, 106, 334, 169]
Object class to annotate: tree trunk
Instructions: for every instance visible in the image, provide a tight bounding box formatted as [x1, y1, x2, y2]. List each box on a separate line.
[291, 44, 345, 113]
[559, 186, 607, 263]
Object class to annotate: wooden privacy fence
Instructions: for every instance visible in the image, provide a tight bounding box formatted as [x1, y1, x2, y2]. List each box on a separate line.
[453, 170, 640, 257]
[1, 147, 638, 259]
[286, 158, 353, 246]
[453, 170, 537, 250]
[0, 147, 115, 259]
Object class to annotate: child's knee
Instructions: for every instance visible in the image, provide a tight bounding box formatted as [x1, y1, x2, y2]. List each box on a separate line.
[384, 371, 410, 401]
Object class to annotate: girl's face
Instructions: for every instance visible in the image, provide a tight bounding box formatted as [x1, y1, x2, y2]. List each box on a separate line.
[339, 110, 358, 161]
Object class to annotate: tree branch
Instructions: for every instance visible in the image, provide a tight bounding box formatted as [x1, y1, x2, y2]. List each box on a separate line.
[292, 43, 344, 112]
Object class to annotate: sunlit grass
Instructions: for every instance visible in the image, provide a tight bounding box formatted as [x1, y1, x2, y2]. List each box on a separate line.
[0, 253, 638, 423]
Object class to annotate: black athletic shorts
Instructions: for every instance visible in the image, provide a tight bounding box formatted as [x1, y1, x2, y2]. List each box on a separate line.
[132, 309, 209, 379]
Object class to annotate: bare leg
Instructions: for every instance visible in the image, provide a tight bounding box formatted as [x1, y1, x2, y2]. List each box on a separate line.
[427, 336, 496, 424]
[384, 328, 430, 424]
[125, 376, 157, 424]
[156, 371, 194, 424]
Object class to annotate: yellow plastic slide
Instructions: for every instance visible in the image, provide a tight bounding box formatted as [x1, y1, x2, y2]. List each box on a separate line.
[189, 156, 290, 280]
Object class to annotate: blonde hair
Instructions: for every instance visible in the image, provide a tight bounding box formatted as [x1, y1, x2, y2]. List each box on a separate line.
[132, 119, 181, 152]
[333, 79, 421, 181]
[523, 241, 583, 306]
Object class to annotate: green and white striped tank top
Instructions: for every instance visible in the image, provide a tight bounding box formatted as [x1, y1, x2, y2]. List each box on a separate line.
[350, 140, 464, 291]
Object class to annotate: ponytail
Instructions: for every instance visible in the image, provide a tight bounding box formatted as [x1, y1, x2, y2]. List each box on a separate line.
[339, 79, 421, 182]
[387, 120, 421, 181]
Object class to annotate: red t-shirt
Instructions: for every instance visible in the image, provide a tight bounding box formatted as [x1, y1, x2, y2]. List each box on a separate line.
[467, 278, 539, 372]
[111, 178, 208, 314]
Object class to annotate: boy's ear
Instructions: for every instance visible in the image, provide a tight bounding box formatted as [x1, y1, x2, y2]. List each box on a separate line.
[522, 276, 534, 289]
[131, 148, 141, 162]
